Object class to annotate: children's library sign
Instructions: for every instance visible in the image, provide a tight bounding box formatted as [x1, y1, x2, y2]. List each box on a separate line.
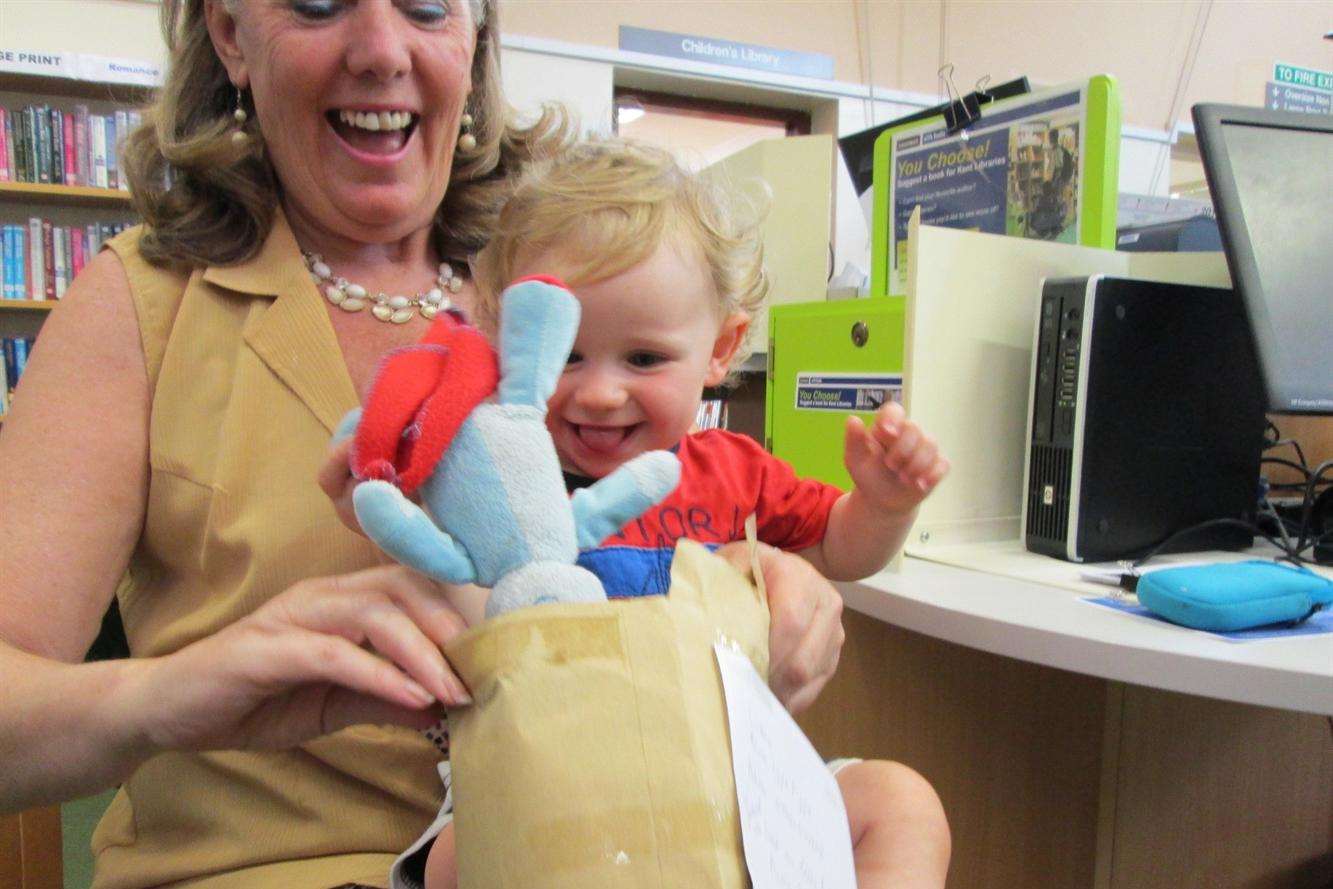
[619, 26, 834, 80]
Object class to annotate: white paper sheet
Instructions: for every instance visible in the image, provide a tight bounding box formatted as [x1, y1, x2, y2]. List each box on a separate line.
[714, 643, 857, 889]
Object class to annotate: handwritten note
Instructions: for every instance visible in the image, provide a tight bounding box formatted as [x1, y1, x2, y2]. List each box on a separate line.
[714, 643, 857, 889]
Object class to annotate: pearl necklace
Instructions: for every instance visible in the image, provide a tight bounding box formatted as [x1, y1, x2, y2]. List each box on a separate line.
[303, 250, 463, 325]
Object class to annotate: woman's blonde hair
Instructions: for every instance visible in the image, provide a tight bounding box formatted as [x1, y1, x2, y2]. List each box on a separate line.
[473, 138, 769, 366]
[122, 0, 567, 268]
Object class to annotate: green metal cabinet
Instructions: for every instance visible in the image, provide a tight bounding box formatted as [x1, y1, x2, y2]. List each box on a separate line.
[765, 298, 906, 489]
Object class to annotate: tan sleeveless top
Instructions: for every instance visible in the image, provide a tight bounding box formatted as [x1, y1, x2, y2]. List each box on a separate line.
[91, 213, 442, 889]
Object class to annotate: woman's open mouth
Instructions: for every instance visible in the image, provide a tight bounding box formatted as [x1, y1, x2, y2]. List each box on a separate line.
[327, 109, 418, 156]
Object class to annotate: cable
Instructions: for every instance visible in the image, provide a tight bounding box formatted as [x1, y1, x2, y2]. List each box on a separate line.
[1148, 0, 1214, 196]
[1131, 516, 1304, 569]
[1271, 438, 1309, 469]
[857, 0, 877, 128]
[1262, 456, 1310, 480]
[1260, 498, 1296, 556]
[1263, 418, 1309, 469]
[1297, 460, 1333, 556]
[938, 0, 948, 106]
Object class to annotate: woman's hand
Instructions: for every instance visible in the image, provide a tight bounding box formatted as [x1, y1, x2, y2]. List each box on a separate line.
[318, 434, 364, 536]
[717, 542, 845, 715]
[131, 565, 472, 754]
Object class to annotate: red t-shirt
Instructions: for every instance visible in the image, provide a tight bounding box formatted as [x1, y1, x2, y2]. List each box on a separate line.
[573, 430, 843, 598]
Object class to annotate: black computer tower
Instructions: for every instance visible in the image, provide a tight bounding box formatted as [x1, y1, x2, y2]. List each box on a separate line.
[1023, 276, 1265, 562]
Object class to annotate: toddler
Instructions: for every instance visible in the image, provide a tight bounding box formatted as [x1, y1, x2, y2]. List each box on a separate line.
[403, 139, 951, 889]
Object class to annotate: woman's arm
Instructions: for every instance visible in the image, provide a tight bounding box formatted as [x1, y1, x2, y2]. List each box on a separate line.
[0, 250, 149, 660]
[716, 542, 846, 715]
[0, 250, 157, 806]
[0, 254, 471, 813]
[2, 563, 472, 813]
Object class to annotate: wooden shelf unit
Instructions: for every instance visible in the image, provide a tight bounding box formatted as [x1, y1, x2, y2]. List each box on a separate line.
[0, 180, 133, 208]
[1, 68, 148, 411]
[0, 70, 152, 104]
[0, 301, 56, 341]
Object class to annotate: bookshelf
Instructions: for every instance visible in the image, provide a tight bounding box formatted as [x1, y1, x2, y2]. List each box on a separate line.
[0, 180, 134, 208]
[0, 65, 148, 415]
[0, 70, 152, 105]
[0, 300, 56, 340]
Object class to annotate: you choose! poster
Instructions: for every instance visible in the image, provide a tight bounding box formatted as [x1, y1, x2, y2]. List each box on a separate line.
[888, 88, 1087, 294]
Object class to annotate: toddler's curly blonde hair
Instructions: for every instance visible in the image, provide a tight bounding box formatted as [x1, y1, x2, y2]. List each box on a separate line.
[473, 137, 769, 369]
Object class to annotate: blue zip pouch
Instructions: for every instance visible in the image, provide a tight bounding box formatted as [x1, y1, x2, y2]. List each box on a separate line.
[1135, 560, 1333, 632]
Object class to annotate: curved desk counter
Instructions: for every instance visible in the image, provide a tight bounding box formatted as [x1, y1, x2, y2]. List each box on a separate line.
[840, 540, 1333, 716]
[795, 540, 1333, 889]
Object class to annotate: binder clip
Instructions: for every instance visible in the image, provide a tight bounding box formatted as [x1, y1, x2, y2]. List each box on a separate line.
[939, 64, 981, 136]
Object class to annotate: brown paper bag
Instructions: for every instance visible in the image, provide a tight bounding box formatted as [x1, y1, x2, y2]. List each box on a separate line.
[443, 538, 770, 888]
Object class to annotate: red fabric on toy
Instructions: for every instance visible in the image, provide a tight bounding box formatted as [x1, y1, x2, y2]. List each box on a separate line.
[511, 274, 569, 290]
[351, 314, 500, 496]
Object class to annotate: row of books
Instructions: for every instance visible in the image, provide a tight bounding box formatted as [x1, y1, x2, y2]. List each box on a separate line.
[2, 219, 131, 301]
[1, 337, 35, 418]
[694, 399, 729, 432]
[0, 105, 143, 190]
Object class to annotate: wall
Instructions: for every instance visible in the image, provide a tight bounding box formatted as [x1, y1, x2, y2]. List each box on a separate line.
[0, 0, 165, 66]
[503, 1, 1332, 133]
[7, 1, 1327, 276]
[500, 47, 614, 132]
[6, 1, 1327, 137]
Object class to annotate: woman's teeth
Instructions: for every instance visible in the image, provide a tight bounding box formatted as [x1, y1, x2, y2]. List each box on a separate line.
[337, 110, 415, 132]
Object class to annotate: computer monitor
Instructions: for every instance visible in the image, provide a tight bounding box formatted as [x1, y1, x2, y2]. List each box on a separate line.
[1192, 103, 1333, 415]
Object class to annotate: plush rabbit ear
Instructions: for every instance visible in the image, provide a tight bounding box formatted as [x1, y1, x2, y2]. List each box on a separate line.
[352, 314, 499, 496]
[495, 276, 579, 410]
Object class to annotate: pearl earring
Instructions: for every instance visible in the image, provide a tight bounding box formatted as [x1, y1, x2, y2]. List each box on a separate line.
[457, 110, 476, 152]
[231, 88, 249, 147]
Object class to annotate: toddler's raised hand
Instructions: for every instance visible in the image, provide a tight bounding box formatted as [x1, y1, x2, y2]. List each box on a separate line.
[843, 402, 949, 516]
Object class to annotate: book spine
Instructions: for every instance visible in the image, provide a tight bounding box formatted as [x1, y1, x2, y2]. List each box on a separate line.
[91, 115, 107, 189]
[74, 105, 90, 188]
[2, 227, 12, 300]
[14, 108, 27, 182]
[10, 225, 22, 301]
[22, 107, 37, 183]
[50, 108, 65, 185]
[16, 225, 26, 301]
[3, 340, 17, 395]
[114, 110, 129, 191]
[3, 110, 15, 183]
[0, 337, 9, 416]
[36, 105, 53, 184]
[42, 221, 55, 300]
[1, 227, 9, 301]
[0, 108, 8, 182]
[14, 225, 26, 301]
[104, 113, 118, 190]
[70, 224, 85, 279]
[17, 108, 28, 182]
[27, 217, 43, 300]
[63, 110, 76, 186]
[11, 225, 22, 301]
[53, 226, 68, 299]
[14, 338, 29, 382]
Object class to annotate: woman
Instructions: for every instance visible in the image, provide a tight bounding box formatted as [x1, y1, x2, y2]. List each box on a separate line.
[0, 1, 847, 886]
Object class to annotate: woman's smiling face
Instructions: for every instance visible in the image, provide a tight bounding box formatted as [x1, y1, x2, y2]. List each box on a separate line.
[207, 0, 477, 244]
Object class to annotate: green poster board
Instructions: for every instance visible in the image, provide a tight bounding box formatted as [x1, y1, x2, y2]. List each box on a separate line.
[870, 75, 1121, 297]
[766, 298, 906, 488]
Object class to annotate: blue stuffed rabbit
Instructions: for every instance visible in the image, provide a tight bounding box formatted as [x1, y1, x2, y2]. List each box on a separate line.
[339, 278, 680, 618]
